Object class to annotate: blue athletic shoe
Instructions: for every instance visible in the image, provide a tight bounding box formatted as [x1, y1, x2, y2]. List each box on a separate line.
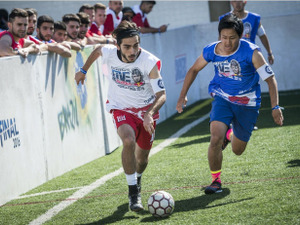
[205, 179, 222, 194]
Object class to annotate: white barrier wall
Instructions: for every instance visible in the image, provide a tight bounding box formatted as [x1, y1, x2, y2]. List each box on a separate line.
[0, 47, 121, 206]
[0, 13, 299, 206]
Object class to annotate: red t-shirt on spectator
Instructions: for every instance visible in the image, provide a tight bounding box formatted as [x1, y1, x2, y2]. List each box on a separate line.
[88, 22, 102, 36]
[132, 13, 150, 28]
[0, 31, 25, 49]
[103, 8, 122, 36]
[132, 5, 150, 28]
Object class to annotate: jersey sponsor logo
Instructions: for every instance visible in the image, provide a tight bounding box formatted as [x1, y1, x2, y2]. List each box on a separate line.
[228, 96, 250, 105]
[243, 22, 252, 40]
[214, 60, 242, 81]
[117, 115, 126, 122]
[144, 95, 155, 104]
[112, 66, 145, 91]
[265, 65, 273, 74]
[157, 79, 164, 89]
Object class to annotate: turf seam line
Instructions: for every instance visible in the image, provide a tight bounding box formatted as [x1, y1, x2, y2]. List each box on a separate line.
[28, 113, 210, 225]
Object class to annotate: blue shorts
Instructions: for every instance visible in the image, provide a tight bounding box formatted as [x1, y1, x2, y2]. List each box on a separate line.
[209, 96, 260, 142]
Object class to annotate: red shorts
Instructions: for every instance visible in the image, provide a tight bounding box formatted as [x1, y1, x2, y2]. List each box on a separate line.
[112, 110, 156, 150]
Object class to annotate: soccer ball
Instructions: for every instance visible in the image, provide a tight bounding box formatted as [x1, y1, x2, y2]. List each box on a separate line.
[147, 191, 175, 218]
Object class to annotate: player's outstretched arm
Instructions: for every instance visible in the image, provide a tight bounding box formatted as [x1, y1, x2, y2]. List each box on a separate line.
[176, 53, 208, 113]
[143, 64, 166, 135]
[75, 44, 103, 85]
[265, 76, 283, 126]
[252, 49, 283, 126]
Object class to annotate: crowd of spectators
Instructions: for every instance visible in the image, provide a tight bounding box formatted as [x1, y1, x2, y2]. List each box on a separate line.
[0, 1, 167, 58]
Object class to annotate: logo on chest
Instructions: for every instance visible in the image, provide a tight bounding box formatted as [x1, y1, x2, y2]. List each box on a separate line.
[214, 59, 242, 80]
[112, 67, 145, 90]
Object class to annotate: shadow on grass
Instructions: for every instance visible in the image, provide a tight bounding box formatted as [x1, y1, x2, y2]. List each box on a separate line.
[171, 136, 210, 149]
[287, 159, 300, 168]
[81, 189, 254, 224]
[141, 188, 254, 222]
[80, 203, 137, 225]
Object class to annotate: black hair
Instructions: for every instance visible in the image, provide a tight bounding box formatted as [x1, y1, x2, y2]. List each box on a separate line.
[218, 13, 243, 37]
[54, 21, 66, 31]
[8, 8, 28, 22]
[77, 12, 90, 25]
[122, 7, 136, 15]
[37, 15, 54, 28]
[79, 4, 94, 12]
[0, 8, 8, 30]
[141, 1, 156, 5]
[112, 21, 140, 46]
[24, 8, 38, 17]
[62, 14, 80, 24]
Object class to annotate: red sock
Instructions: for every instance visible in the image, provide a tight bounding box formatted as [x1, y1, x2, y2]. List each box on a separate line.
[211, 170, 221, 183]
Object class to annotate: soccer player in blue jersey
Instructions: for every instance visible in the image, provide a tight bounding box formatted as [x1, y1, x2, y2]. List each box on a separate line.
[176, 14, 283, 194]
[219, 0, 274, 65]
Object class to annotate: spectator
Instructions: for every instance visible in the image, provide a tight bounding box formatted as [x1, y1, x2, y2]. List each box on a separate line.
[79, 4, 94, 27]
[103, 0, 123, 36]
[35, 15, 56, 43]
[24, 8, 37, 36]
[77, 12, 115, 45]
[220, 0, 274, 65]
[0, 8, 39, 57]
[24, 8, 40, 44]
[88, 3, 106, 36]
[122, 7, 135, 22]
[33, 15, 72, 57]
[53, 21, 81, 51]
[0, 9, 8, 32]
[62, 14, 81, 43]
[52, 21, 67, 43]
[132, 1, 168, 34]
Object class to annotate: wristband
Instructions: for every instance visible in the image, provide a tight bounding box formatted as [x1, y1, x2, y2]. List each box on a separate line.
[106, 39, 109, 44]
[268, 53, 273, 56]
[272, 105, 284, 110]
[80, 67, 87, 75]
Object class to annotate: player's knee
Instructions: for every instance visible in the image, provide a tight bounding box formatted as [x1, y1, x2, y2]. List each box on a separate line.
[232, 147, 245, 156]
[210, 134, 224, 149]
[136, 157, 148, 167]
[122, 136, 135, 149]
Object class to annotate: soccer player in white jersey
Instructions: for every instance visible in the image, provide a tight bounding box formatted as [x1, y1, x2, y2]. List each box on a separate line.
[176, 14, 283, 195]
[75, 21, 166, 212]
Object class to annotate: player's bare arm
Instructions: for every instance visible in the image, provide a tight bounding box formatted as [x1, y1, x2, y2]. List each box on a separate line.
[75, 44, 103, 85]
[0, 35, 18, 57]
[143, 64, 166, 135]
[252, 49, 283, 126]
[176, 53, 208, 113]
[21, 39, 40, 56]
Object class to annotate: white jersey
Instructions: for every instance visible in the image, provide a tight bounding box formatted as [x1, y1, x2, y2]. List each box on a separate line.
[101, 45, 161, 120]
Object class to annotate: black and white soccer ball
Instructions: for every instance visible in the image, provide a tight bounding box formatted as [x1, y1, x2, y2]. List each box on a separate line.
[147, 191, 175, 217]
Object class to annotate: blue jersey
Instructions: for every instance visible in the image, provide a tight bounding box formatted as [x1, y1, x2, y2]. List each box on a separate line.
[219, 12, 261, 44]
[203, 39, 261, 107]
